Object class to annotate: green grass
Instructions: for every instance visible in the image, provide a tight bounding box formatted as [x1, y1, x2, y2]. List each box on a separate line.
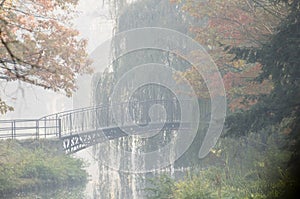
[0, 139, 88, 196]
[145, 133, 296, 199]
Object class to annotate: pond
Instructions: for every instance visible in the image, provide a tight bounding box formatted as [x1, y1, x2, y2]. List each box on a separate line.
[5, 147, 189, 199]
[5, 187, 86, 199]
[76, 148, 189, 199]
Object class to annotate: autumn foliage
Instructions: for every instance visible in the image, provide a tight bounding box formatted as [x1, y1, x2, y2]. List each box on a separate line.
[171, 0, 287, 111]
[0, 0, 91, 113]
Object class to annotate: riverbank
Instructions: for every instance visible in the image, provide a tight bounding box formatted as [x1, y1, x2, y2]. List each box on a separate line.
[0, 139, 88, 197]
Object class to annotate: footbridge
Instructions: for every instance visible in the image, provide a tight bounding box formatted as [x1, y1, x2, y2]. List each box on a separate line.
[0, 99, 210, 154]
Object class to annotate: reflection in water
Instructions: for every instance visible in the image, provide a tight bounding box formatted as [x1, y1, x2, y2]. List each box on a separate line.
[5, 186, 86, 199]
[94, 165, 188, 199]
[76, 146, 189, 199]
[5, 146, 189, 199]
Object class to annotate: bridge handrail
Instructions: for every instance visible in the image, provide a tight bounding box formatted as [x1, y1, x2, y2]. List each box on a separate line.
[0, 118, 60, 139]
[39, 99, 183, 120]
[0, 99, 206, 140]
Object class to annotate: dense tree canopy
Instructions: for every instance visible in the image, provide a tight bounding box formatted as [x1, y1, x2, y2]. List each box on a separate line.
[169, 0, 299, 137]
[207, 1, 300, 196]
[0, 0, 91, 114]
[171, 0, 290, 111]
[168, 1, 300, 196]
[226, 0, 300, 137]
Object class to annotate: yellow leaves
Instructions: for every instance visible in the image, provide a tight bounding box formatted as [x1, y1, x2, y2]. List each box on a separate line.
[173, 173, 216, 199]
[0, 98, 14, 114]
[169, 0, 181, 3]
[1, 0, 13, 9]
[232, 59, 246, 69]
[210, 148, 222, 157]
[279, 117, 296, 135]
[174, 66, 210, 99]
[257, 161, 265, 168]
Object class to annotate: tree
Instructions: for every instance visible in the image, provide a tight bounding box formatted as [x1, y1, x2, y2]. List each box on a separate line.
[225, 1, 300, 196]
[171, 0, 288, 111]
[0, 0, 92, 114]
[225, 0, 299, 135]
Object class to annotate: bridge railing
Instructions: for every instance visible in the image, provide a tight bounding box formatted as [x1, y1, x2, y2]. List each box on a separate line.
[0, 99, 211, 140]
[56, 99, 209, 137]
[0, 118, 60, 139]
[56, 99, 185, 137]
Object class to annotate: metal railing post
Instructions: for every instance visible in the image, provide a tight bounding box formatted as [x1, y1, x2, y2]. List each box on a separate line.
[11, 121, 14, 139]
[58, 118, 62, 138]
[36, 120, 39, 139]
[69, 113, 72, 134]
[44, 118, 47, 138]
[55, 114, 58, 137]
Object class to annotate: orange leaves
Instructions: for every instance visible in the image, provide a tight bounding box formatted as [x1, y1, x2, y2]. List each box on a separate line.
[169, 0, 180, 3]
[176, 65, 227, 99]
[175, 66, 209, 99]
[181, 0, 285, 48]
[0, 0, 91, 97]
[228, 97, 257, 112]
[171, 0, 284, 112]
[176, 55, 273, 111]
[223, 63, 273, 111]
[16, 14, 37, 29]
[36, 0, 55, 10]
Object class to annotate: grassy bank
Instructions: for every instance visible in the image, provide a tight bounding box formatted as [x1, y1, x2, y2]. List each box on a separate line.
[0, 139, 88, 196]
[145, 133, 298, 199]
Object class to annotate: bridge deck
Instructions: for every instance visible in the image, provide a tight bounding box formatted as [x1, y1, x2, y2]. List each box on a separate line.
[0, 100, 210, 153]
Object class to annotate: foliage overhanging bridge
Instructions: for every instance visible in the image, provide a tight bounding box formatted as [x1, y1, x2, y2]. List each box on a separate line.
[0, 99, 210, 154]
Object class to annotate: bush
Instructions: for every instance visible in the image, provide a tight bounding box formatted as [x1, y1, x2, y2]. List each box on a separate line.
[174, 176, 213, 199]
[145, 132, 292, 199]
[0, 140, 87, 195]
[145, 174, 175, 199]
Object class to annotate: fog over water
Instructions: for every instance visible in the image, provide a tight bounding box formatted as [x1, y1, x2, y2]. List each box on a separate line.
[2, 0, 299, 198]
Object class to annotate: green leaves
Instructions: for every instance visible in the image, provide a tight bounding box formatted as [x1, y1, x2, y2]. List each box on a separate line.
[224, 0, 300, 137]
[145, 132, 292, 199]
[0, 140, 87, 195]
[145, 174, 175, 199]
